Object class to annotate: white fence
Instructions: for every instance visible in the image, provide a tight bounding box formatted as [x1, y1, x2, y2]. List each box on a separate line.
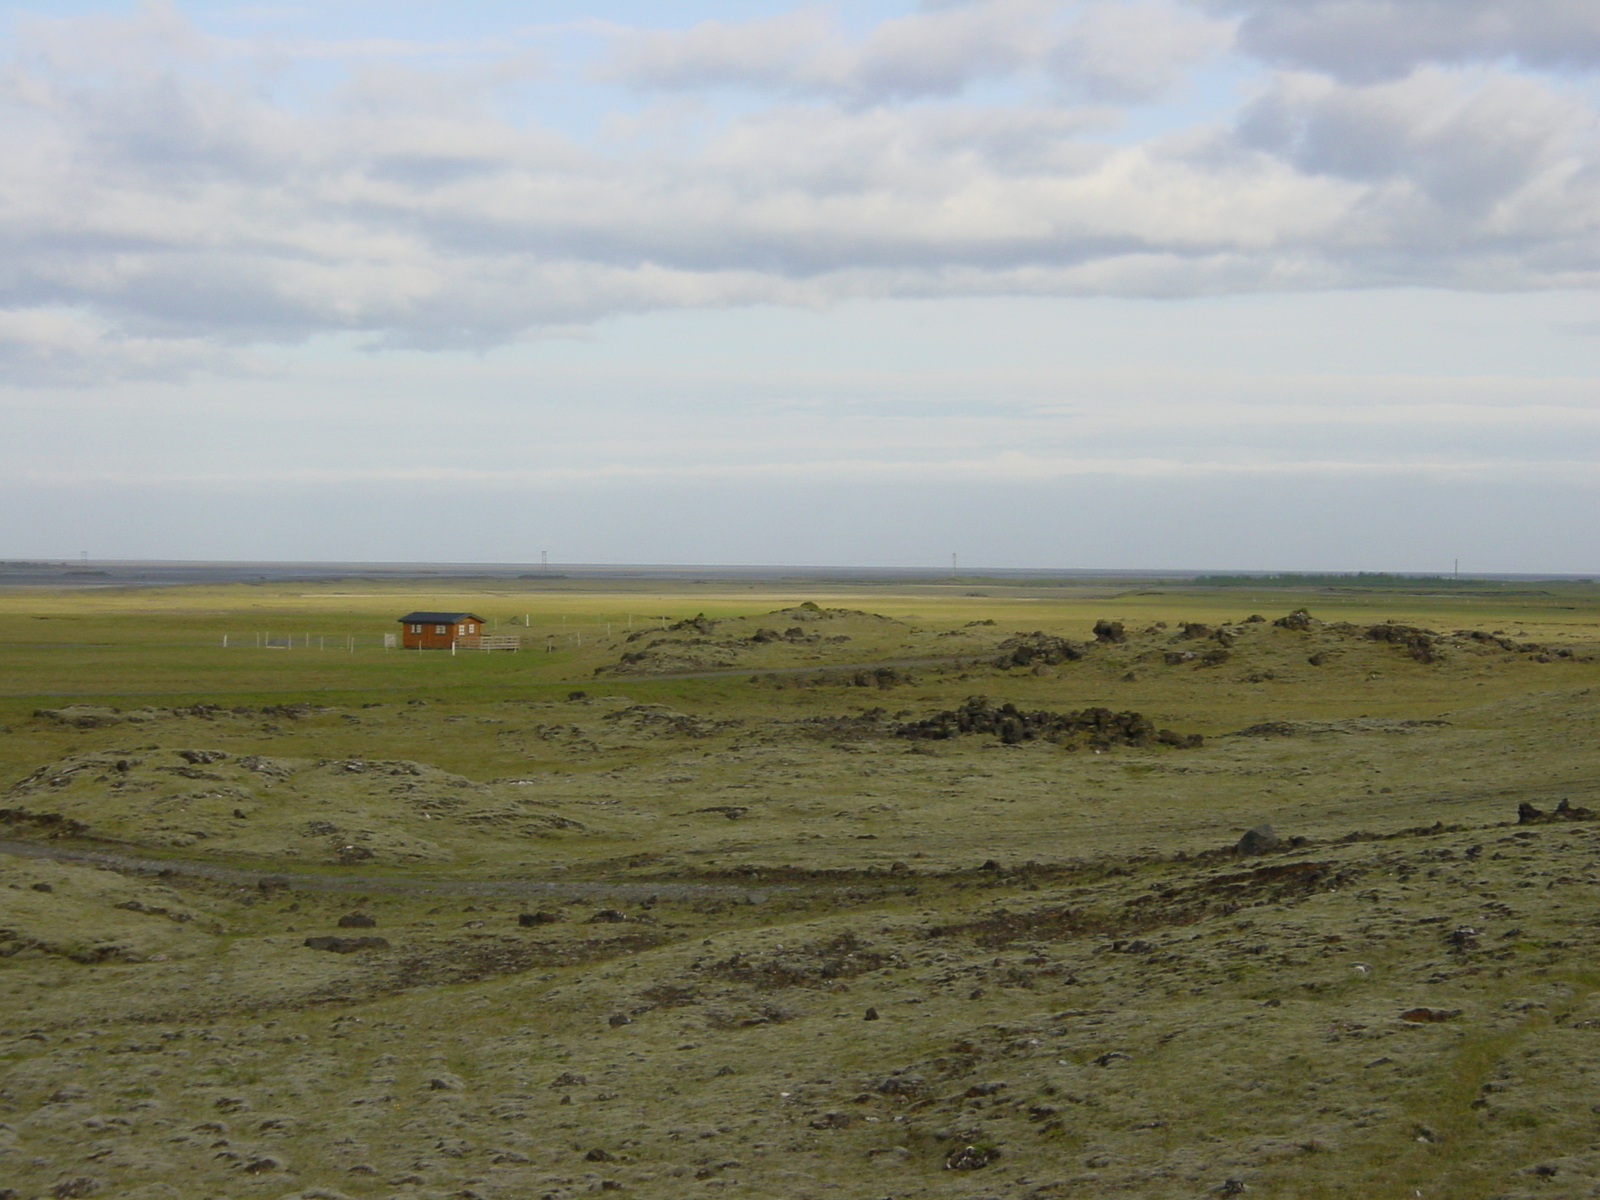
[216, 631, 527, 653]
[230, 632, 377, 651]
[461, 635, 523, 651]
[213, 615, 657, 654]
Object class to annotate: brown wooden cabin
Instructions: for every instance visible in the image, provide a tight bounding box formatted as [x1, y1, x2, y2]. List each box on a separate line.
[398, 611, 486, 650]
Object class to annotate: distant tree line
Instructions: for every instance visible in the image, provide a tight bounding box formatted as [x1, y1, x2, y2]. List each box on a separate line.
[1190, 572, 1492, 589]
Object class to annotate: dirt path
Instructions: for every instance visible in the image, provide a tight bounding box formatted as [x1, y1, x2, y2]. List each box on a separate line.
[0, 837, 776, 903]
[598, 653, 975, 681]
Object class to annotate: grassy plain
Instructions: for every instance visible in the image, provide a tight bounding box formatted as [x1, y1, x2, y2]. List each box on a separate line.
[3, 575, 1600, 1200]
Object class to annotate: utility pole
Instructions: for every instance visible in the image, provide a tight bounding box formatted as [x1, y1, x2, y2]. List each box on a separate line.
[541, 551, 548, 573]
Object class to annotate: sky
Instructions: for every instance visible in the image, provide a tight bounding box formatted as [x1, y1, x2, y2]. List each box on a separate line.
[2, 0, 1599, 572]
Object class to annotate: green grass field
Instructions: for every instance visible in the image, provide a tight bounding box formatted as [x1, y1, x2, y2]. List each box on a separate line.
[3, 576, 1600, 1199]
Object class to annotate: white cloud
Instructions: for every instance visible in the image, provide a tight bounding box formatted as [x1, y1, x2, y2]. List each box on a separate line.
[16, 450, 1600, 489]
[601, 1, 1228, 104]
[601, 7, 837, 95]
[0, 308, 234, 384]
[1047, 1, 1233, 100]
[0, 3, 1594, 381]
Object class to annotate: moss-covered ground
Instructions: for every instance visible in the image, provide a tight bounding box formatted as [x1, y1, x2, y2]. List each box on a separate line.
[3, 576, 1600, 1199]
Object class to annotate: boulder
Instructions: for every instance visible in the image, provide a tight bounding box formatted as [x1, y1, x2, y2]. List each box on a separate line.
[1236, 825, 1281, 855]
[994, 632, 1085, 668]
[1366, 623, 1441, 663]
[946, 1144, 1000, 1170]
[1517, 799, 1596, 824]
[1400, 1007, 1461, 1023]
[897, 697, 1197, 750]
[303, 936, 388, 953]
[177, 749, 228, 765]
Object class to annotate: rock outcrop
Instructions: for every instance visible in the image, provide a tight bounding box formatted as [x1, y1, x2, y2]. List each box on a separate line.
[896, 697, 1202, 749]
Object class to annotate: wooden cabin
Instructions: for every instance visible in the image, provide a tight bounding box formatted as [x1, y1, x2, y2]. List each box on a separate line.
[398, 611, 486, 650]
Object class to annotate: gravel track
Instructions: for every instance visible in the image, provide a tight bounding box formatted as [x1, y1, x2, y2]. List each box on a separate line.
[0, 837, 775, 903]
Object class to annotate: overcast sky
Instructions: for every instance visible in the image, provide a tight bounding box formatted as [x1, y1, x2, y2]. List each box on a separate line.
[2, 0, 1598, 572]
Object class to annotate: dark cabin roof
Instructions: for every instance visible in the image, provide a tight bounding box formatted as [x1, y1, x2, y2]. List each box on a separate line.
[398, 611, 486, 624]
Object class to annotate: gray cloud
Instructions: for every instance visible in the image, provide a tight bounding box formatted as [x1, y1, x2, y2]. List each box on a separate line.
[1209, 0, 1600, 82]
[1236, 68, 1597, 219]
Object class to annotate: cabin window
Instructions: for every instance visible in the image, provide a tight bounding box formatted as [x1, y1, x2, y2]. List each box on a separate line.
[457, 625, 468, 635]
[435, 624, 448, 634]
[409, 624, 421, 634]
